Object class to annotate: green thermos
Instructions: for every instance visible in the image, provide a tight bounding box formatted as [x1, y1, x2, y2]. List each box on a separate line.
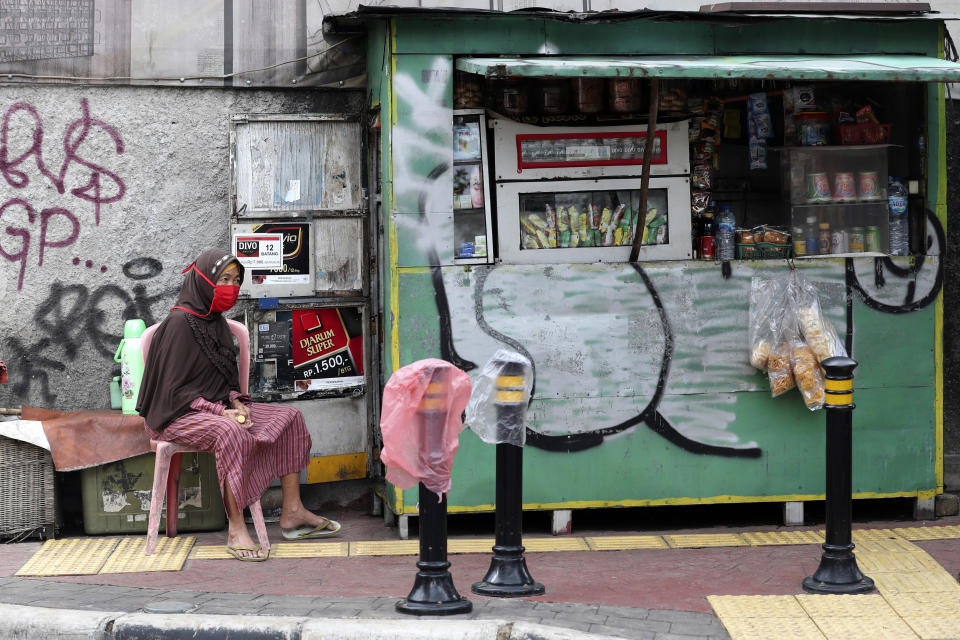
[113, 319, 147, 415]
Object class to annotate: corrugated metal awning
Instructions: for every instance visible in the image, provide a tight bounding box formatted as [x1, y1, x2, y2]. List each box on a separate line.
[456, 55, 960, 82]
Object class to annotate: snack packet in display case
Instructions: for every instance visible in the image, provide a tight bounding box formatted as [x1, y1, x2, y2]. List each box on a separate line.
[791, 340, 826, 410]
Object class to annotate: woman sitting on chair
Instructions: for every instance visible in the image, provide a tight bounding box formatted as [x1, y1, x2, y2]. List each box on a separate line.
[137, 248, 340, 561]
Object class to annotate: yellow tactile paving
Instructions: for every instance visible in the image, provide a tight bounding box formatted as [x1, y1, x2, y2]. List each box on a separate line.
[884, 593, 960, 617]
[855, 551, 944, 573]
[449, 538, 495, 553]
[896, 525, 960, 541]
[99, 536, 194, 574]
[707, 595, 808, 619]
[853, 529, 903, 541]
[796, 594, 897, 618]
[903, 615, 960, 639]
[720, 616, 827, 639]
[854, 537, 925, 554]
[270, 542, 349, 558]
[190, 545, 237, 560]
[741, 530, 824, 546]
[664, 533, 746, 548]
[584, 535, 669, 551]
[812, 615, 919, 639]
[348, 540, 420, 556]
[872, 571, 960, 595]
[522, 537, 590, 552]
[16, 537, 120, 577]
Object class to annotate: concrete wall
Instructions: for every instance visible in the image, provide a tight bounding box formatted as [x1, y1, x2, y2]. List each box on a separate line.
[0, 85, 363, 417]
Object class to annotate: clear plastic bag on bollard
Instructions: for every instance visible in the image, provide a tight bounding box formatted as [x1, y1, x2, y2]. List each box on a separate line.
[464, 350, 533, 447]
[379, 359, 471, 498]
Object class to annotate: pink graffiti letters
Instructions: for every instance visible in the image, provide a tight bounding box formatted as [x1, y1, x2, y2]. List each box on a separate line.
[0, 98, 124, 290]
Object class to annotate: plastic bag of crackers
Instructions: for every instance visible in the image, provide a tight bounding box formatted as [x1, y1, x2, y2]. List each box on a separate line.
[767, 304, 797, 398]
[748, 277, 788, 372]
[790, 339, 825, 410]
[793, 272, 847, 365]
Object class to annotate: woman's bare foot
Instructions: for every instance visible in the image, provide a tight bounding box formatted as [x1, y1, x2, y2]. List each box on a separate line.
[278, 504, 337, 532]
[227, 524, 265, 559]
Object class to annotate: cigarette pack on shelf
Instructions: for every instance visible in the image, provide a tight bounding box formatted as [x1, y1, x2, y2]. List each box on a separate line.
[839, 123, 891, 145]
[737, 242, 792, 260]
[0, 436, 57, 539]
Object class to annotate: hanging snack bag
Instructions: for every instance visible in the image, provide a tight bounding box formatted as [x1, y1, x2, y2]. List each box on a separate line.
[791, 340, 826, 410]
[793, 272, 847, 364]
[767, 301, 798, 398]
[748, 277, 787, 371]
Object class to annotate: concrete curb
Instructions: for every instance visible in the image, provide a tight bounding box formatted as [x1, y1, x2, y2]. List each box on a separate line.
[0, 604, 625, 640]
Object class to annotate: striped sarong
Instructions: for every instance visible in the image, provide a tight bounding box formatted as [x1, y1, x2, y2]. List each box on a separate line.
[148, 403, 310, 510]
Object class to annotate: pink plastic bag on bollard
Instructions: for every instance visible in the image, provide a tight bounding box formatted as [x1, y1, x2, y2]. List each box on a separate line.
[379, 359, 471, 498]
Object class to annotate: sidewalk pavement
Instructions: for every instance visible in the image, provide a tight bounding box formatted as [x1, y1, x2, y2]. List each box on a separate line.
[0, 505, 958, 640]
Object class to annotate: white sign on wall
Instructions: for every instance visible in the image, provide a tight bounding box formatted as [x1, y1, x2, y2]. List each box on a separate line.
[232, 233, 284, 269]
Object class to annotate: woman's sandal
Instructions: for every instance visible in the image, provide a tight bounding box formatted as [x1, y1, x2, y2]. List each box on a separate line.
[226, 544, 269, 562]
[281, 517, 342, 540]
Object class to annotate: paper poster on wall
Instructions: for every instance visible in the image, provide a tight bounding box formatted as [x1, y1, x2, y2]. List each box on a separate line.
[232, 222, 315, 298]
[254, 307, 364, 394]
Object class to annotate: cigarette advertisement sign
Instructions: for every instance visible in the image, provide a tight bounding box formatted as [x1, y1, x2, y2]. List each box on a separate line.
[254, 307, 364, 394]
[232, 222, 315, 298]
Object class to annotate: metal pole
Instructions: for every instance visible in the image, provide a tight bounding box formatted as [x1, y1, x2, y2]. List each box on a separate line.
[472, 359, 544, 597]
[396, 367, 472, 615]
[802, 356, 875, 594]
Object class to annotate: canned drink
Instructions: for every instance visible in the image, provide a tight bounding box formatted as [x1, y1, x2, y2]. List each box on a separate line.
[857, 171, 879, 200]
[833, 173, 856, 201]
[849, 227, 865, 252]
[806, 173, 831, 202]
[865, 225, 881, 252]
[700, 235, 715, 260]
[830, 229, 846, 254]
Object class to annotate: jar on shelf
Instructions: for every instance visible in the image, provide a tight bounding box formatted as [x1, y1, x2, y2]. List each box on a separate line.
[608, 78, 643, 113]
[453, 71, 484, 109]
[536, 79, 570, 115]
[499, 78, 529, 118]
[571, 78, 605, 114]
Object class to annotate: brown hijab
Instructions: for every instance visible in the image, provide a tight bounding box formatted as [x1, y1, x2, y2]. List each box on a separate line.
[136, 249, 246, 431]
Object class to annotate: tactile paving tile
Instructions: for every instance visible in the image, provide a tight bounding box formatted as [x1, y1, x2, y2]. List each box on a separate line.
[741, 530, 824, 546]
[271, 542, 348, 558]
[664, 533, 746, 548]
[584, 535, 669, 551]
[796, 594, 897, 618]
[349, 540, 419, 556]
[191, 545, 238, 560]
[883, 593, 960, 617]
[855, 551, 943, 573]
[707, 595, 808, 619]
[16, 537, 120, 576]
[872, 570, 960, 595]
[853, 537, 924, 554]
[99, 536, 194, 574]
[720, 616, 826, 639]
[853, 529, 903, 541]
[902, 615, 960, 639]
[448, 538, 495, 554]
[812, 615, 919, 639]
[522, 537, 590, 552]
[896, 525, 960, 541]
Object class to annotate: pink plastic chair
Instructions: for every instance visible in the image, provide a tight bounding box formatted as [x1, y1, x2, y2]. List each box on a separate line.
[142, 318, 269, 556]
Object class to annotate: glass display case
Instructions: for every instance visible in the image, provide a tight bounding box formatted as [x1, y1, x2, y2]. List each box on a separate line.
[452, 110, 494, 263]
[779, 145, 891, 257]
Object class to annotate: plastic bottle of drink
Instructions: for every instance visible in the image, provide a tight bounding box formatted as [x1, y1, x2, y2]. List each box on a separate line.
[113, 319, 147, 415]
[888, 176, 908, 256]
[716, 204, 736, 261]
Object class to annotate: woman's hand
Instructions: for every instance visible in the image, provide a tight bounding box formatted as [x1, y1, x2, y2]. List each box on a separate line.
[224, 406, 252, 429]
[231, 398, 253, 426]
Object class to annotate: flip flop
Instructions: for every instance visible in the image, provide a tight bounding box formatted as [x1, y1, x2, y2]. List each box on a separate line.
[226, 544, 269, 562]
[281, 518, 342, 540]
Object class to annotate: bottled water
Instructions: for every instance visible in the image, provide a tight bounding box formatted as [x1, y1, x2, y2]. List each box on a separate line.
[716, 205, 736, 261]
[888, 176, 908, 256]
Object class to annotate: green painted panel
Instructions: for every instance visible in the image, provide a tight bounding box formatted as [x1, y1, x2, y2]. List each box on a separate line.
[367, 21, 388, 108]
[543, 20, 714, 55]
[391, 54, 453, 215]
[457, 54, 960, 82]
[397, 270, 442, 366]
[714, 19, 938, 56]
[853, 298, 935, 390]
[394, 17, 548, 55]
[394, 212, 455, 267]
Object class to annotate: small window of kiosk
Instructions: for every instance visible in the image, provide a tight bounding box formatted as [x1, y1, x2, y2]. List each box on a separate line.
[452, 110, 494, 263]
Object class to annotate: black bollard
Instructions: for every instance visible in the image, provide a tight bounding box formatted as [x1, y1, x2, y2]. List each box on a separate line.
[472, 359, 544, 597]
[802, 356, 875, 594]
[396, 367, 472, 615]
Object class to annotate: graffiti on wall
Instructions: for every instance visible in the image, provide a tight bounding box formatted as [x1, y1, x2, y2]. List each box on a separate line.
[0, 98, 126, 290]
[5, 257, 176, 404]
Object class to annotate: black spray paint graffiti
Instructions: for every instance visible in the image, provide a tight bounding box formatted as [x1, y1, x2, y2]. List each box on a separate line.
[5, 257, 177, 404]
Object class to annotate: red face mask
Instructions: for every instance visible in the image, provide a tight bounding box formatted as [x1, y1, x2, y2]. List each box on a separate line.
[177, 264, 240, 316]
